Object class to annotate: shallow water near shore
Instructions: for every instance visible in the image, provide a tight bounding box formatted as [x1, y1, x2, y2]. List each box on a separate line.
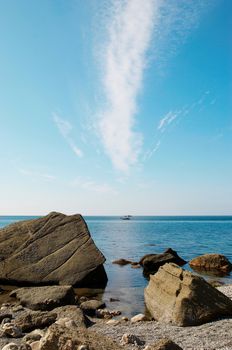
[0, 215, 232, 316]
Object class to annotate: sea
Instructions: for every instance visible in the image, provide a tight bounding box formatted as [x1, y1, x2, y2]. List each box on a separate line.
[0, 215, 232, 316]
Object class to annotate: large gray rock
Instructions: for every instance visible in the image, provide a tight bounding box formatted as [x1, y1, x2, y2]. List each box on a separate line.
[0, 212, 107, 287]
[10, 286, 76, 311]
[144, 263, 232, 326]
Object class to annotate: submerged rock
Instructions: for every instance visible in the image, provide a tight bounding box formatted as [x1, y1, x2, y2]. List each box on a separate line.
[112, 258, 133, 266]
[140, 248, 186, 277]
[144, 263, 232, 326]
[189, 254, 232, 273]
[0, 212, 107, 287]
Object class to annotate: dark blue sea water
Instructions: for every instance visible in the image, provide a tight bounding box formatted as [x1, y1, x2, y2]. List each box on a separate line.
[0, 216, 232, 316]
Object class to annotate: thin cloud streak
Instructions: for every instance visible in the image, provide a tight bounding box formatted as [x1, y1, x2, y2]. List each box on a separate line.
[98, 0, 160, 173]
[53, 113, 83, 158]
[71, 177, 118, 195]
[19, 168, 56, 181]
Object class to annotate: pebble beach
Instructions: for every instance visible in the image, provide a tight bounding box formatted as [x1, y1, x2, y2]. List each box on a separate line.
[91, 285, 232, 350]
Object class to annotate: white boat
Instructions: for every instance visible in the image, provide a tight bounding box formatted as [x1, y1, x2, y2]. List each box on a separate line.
[120, 215, 132, 220]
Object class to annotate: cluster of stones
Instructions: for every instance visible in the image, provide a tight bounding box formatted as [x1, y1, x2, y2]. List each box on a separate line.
[0, 284, 183, 350]
[0, 212, 232, 350]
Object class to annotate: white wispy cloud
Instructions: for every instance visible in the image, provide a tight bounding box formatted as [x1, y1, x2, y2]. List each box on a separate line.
[157, 111, 180, 132]
[97, 0, 159, 173]
[71, 177, 117, 195]
[53, 113, 83, 158]
[96, 0, 211, 173]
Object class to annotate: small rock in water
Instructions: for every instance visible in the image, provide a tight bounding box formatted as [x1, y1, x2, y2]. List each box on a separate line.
[120, 333, 144, 346]
[130, 313, 147, 323]
[112, 258, 133, 266]
[131, 263, 141, 269]
[109, 297, 120, 302]
[2, 343, 19, 350]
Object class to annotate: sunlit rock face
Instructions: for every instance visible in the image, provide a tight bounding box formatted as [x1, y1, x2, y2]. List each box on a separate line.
[0, 212, 107, 287]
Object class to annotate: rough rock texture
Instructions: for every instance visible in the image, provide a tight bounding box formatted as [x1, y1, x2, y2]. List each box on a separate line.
[10, 286, 76, 311]
[53, 305, 89, 328]
[144, 263, 232, 326]
[145, 338, 183, 350]
[189, 253, 232, 273]
[39, 323, 123, 350]
[14, 310, 57, 332]
[80, 299, 105, 316]
[0, 212, 107, 287]
[140, 248, 186, 277]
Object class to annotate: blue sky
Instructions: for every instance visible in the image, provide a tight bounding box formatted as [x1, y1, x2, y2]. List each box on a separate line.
[0, 0, 231, 215]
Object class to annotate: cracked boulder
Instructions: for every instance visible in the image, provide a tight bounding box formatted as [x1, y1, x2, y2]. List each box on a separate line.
[0, 212, 107, 287]
[144, 263, 232, 326]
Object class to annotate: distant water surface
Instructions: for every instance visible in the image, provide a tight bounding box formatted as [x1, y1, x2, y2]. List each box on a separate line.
[0, 215, 232, 316]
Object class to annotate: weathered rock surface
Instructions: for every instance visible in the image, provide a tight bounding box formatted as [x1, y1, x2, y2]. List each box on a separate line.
[80, 299, 105, 316]
[1, 323, 23, 338]
[39, 323, 123, 350]
[189, 253, 232, 273]
[53, 305, 88, 328]
[10, 286, 76, 311]
[14, 310, 57, 332]
[144, 263, 232, 326]
[144, 338, 183, 350]
[140, 248, 186, 277]
[0, 212, 107, 287]
[120, 333, 144, 346]
[2, 344, 20, 350]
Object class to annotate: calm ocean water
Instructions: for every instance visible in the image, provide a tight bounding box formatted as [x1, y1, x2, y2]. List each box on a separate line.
[0, 215, 232, 316]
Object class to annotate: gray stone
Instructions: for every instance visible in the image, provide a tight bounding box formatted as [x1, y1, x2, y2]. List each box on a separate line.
[53, 305, 88, 328]
[0, 212, 107, 287]
[144, 263, 232, 326]
[14, 310, 57, 332]
[80, 299, 105, 316]
[10, 285, 76, 311]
